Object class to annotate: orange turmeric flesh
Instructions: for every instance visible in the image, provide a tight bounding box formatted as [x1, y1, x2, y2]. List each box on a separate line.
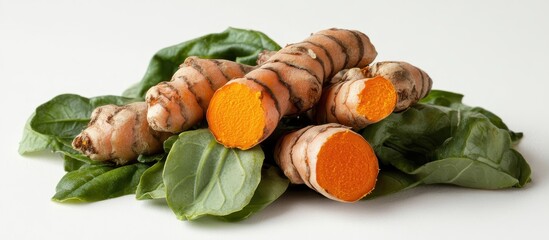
[207, 83, 266, 149]
[316, 131, 379, 202]
[357, 76, 397, 122]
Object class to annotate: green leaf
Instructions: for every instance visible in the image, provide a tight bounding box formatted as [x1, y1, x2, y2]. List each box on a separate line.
[432, 111, 531, 187]
[31, 94, 94, 138]
[135, 135, 190, 200]
[136, 160, 166, 200]
[468, 107, 523, 142]
[420, 89, 522, 141]
[412, 158, 521, 189]
[52, 163, 149, 202]
[163, 135, 179, 152]
[363, 104, 459, 172]
[137, 153, 165, 163]
[63, 155, 88, 172]
[364, 169, 421, 199]
[163, 129, 264, 220]
[419, 89, 464, 108]
[18, 112, 60, 155]
[219, 165, 289, 221]
[89, 95, 138, 107]
[122, 27, 281, 98]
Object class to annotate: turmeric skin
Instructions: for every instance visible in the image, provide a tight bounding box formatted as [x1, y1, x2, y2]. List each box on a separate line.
[207, 28, 377, 150]
[274, 123, 379, 202]
[256, 49, 276, 65]
[146, 57, 255, 133]
[313, 75, 397, 130]
[72, 102, 172, 165]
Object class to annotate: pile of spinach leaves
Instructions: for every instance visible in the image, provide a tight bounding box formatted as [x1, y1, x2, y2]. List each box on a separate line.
[363, 90, 531, 198]
[19, 27, 531, 222]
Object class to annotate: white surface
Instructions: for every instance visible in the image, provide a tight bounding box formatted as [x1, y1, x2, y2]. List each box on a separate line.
[1, 0, 548, 239]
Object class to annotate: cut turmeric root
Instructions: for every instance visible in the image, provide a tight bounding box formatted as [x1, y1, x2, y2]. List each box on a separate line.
[145, 57, 255, 133]
[365, 61, 432, 111]
[207, 28, 377, 150]
[72, 102, 172, 165]
[313, 75, 397, 130]
[274, 123, 379, 202]
[334, 61, 432, 112]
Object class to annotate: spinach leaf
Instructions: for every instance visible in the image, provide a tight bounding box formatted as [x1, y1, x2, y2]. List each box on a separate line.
[420, 90, 522, 141]
[19, 112, 61, 155]
[122, 27, 281, 98]
[364, 104, 459, 173]
[30, 94, 94, 138]
[163, 129, 264, 220]
[136, 160, 166, 200]
[133, 135, 180, 164]
[137, 153, 165, 163]
[429, 111, 531, 188]
[419, 89, 464, 108]
[53, 163, 149, 202]
[219, 165, 289, 222]
[163, 135, 179, 152]
[362, 91, 531, 195]
[63, 155, 88, 172]
[135, 134, 185, 200]
[365, 168, 421, 199]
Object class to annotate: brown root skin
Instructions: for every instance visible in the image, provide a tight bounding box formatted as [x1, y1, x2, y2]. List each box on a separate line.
[256, 50, 276, 65]
[329, 68, 364, 85]
[312, 75, 397, 130]
[207, 28, 377, 149]
[145, 57, 255, 133]
[274, 123, 379, 202]
[72, 102, 172, 165]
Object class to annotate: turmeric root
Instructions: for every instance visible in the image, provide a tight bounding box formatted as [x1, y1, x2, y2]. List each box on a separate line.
[72, 102, 171, 165]
[274, 123, 379, 202]
[365, 61, 432, 111]
[207, 28, 377, 150]
[259, 50, 397, 130]
[334, 61, 432, 112]
[313, 75, 397, 130]
[145, 56, 255, 133]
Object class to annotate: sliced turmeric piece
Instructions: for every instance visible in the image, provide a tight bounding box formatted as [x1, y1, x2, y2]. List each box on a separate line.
[334, 61, 433, 112]
[145, 57, 255, 133]
[275, 123, 379, 202]
[313, 75, 397, 130]
[365, 61, 432, 111]
[72, 102, 172, 165]
[207, 28, 377, 150]
[207, 82, 269, 149]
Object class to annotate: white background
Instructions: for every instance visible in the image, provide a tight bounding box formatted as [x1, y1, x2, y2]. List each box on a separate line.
[1, 0, 548, 239]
